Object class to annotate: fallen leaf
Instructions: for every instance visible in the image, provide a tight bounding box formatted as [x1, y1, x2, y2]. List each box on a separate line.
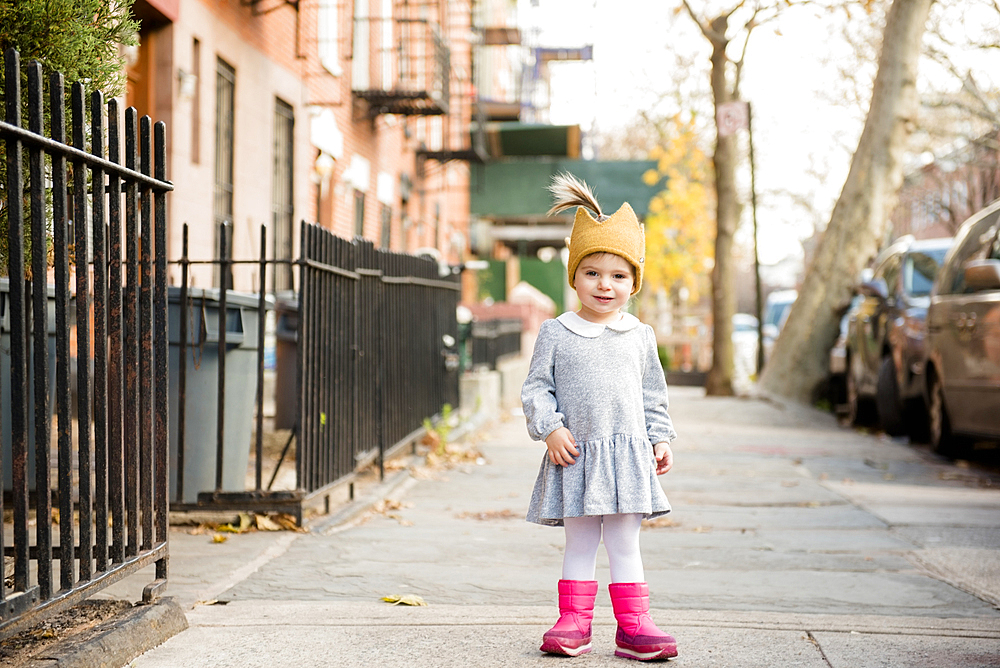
[212, 533, 228, 543]
[643, 516, 679, 529]
[381, 594, 427, 606]
[456, 509, 519, 521]
[272, 513, 307, 532]
[256, 515, 283, 531]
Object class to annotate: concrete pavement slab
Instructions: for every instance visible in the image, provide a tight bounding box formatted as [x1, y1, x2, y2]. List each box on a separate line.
[913, 548, 1000, 607]
[128, 602, 1000, 668]
[892, 526, 1000, 549]
[811, 631, 1000, 668]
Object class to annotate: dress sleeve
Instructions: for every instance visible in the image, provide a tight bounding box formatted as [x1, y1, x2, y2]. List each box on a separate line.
[520, 320, 566, 442]
[642, 325, 678, 444]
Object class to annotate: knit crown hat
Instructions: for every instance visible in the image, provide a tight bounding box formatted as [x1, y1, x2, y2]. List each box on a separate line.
[547, 173, 645, 294]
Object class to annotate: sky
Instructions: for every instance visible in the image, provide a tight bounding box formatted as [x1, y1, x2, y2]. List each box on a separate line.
[517, 0, 1000, 268]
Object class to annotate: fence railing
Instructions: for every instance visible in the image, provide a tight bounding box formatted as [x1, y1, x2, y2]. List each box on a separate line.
[469, 318, 522, 370]
[0, 49, 172, 637]
[168, 222, 461, 521]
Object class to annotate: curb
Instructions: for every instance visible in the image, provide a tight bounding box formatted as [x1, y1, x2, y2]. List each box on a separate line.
[309, 464, 418, 533]
[26, 598, 187, 668]
[308, 409, 498, 534]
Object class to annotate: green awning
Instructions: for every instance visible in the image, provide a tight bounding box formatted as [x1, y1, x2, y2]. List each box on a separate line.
[486, 123, 580, 158]
[471, 159, 660, 219]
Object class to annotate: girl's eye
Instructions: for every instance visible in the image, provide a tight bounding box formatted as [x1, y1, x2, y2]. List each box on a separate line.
[614, 274, 627, 279]
[586, 270, 598, 277]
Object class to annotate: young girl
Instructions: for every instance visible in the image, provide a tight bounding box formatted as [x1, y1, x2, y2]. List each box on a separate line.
[522, 173, 678, 661]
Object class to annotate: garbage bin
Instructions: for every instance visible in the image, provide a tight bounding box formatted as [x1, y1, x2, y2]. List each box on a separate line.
[273, 295, 298, 431]
[2, 279, 59, 491]
[167, 287, 266, 504]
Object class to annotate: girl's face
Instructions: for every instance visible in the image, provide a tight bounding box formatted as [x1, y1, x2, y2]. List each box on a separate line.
[574, 253, 634, 324]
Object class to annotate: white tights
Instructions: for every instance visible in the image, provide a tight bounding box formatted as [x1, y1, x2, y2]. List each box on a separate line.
[562, 514, 645, 583]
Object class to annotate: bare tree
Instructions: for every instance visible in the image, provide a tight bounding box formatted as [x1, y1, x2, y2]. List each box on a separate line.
[760, 0, 935, 402]
[680, 2, 758, 395]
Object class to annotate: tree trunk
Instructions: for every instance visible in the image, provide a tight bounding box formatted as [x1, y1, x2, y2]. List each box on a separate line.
[705, 19, 738, 397]
[759, 0, 933, 402]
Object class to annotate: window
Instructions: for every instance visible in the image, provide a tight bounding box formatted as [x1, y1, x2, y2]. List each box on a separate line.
[272, 98, 295, 292]
[214, 57, 236, 289]
[352, 0, 369, 89]
[353, 190, 366, 238]
[941, 214, 1000, 295]
[191, 38, 201, 163]
[318, 0, 341, 76]
[380, 204, 392, 248]
[905, 248, 948, 297]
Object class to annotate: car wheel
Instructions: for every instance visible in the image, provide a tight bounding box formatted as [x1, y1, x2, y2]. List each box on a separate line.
[875, 357, 905, 436]
[928, 372, 965, 456]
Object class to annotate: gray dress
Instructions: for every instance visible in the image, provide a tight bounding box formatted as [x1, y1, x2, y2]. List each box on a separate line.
[522, 312, 676, 526]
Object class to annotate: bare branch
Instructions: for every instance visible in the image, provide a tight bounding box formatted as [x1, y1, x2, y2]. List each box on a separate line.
[681, 0, 730, 45]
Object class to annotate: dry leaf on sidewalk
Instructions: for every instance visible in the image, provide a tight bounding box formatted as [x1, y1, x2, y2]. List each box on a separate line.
[255, 515, 283, 531]
[455, 509, 518, 521]
[381, 594, 427, 606]
[643, 516, 680, 529]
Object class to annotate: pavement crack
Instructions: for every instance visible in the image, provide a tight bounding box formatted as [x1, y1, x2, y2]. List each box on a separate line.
[806, 630, 835, 667]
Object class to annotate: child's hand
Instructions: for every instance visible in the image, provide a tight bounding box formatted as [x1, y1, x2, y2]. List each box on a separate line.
[654, 442, 673, 475]
[545, 427, 579, 467]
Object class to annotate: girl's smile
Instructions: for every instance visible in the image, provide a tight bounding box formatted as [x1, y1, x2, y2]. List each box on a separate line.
[573, 253, 635, 324]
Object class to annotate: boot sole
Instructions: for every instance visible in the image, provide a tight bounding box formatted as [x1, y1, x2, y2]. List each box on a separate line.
[540, 639, 592, 656]
[614, 644, 678, 661]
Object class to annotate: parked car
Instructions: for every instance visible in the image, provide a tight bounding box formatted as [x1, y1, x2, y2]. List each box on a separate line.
[844, 235, 954, 435]
[828, 293, 863, 412]
[762, 289, 797, 361]
[924, 201, 1000, 452]
[732, 313, 760, 392]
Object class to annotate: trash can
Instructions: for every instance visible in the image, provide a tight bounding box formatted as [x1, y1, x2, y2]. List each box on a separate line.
[2, 279, 59, 491]
[167, 287, 266, 504]
[273, 295, 298, 431]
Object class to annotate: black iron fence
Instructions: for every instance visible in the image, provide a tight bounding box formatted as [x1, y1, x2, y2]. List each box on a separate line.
[469, 318, 522, 370]
[0, 50, 171, 636]
[168, 222, 460, 521]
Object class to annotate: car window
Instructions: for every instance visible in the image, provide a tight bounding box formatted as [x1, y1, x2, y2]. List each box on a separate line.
[904, 248, 947, 297]
[943, 217, 1000, 295]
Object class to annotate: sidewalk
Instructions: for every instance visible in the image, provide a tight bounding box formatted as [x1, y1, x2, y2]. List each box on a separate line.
[56, 387, 1000, 666]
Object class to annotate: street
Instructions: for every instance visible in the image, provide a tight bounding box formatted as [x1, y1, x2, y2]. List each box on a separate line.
[124, 387, 1000, 667]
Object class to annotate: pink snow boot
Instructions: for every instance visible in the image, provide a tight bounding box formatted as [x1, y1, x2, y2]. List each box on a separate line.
[540, 579, 598, 656]
[608, 582, 678, 661]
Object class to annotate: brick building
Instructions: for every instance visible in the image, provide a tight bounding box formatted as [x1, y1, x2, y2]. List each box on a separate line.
[127, 0, 482, 292]
[890, 133, 1000, 241]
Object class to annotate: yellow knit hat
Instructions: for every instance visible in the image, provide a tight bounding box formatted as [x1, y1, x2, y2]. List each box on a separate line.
[547, 173, 645, 294]
[566, 203, 645, 294]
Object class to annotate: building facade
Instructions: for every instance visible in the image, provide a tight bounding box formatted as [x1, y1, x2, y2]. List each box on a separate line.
[127, 0, 478, 292]
[890, 134, 1000, 241]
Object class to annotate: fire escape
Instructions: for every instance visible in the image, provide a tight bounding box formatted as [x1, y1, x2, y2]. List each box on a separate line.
[350, 0, 495, 163]
[351, 2, 451, 116]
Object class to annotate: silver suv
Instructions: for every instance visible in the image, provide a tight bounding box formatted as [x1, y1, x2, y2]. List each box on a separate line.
[925, 200, 1000, 452]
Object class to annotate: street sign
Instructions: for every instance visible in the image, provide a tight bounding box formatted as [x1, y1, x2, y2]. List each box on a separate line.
[717, 101, 749, 137]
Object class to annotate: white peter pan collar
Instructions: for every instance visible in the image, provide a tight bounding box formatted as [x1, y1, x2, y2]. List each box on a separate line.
[556, 311, 641, 338]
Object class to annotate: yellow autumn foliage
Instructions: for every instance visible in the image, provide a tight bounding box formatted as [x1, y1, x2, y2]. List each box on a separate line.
[642, 113, 714, 303]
